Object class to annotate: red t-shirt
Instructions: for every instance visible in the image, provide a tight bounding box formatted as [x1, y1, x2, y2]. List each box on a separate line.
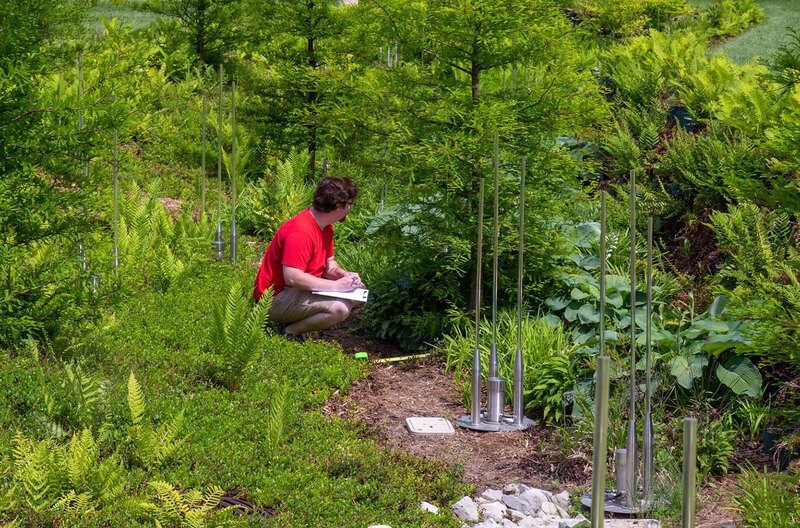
[253, 208, 334, 300]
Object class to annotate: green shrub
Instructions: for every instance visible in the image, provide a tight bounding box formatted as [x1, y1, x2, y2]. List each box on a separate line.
[702, 0, 765, 40]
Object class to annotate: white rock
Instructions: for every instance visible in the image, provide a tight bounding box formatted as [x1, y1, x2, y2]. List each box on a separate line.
[420, 501, 439, 514]
[535, 510, 546, 519]
[481, 501, 508, 522]
[503, 483, 521, 495]
[482, 488, 503, 502]
[541, 489, 554, 502]
[603, 520, 661, 528]
[556, 506, 569, 518]
[553, 491, 570, 508]
[453, 496, 480, 523]
[518, 517, 543, 528]
[540, 502, 558, 516]
[508, 508, 525, 522]
[476, 496, 491, 504]
[500, 520, 518, 528]
[518, 488, 548, 513]
[502, 494, 528, 514]
[473, 520, 501, 528]
[518, 483, 531, 494]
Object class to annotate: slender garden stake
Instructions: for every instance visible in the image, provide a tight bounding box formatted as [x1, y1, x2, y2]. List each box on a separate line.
[626, 170, 638, 508]
[213, 64, 225, 259]
[682, 417, 698, 528]
[230, 79, 237, 264]
[490, 131, 500, 381]
[643, 216, 654, 501]
[591, 355, 611, 528]
[113, 125, 120, 272]
[513, 157, 526, 425]
[471, 178, 485, 426]
[201, 88, 207, 217]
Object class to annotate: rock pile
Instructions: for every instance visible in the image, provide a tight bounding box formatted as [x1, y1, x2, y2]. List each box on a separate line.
[368, 484, 662, 528]
[451, 483, 583, 528]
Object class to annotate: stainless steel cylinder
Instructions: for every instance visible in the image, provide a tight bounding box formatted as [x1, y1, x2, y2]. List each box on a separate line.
[590, 355, 611, 528]
[213, 224, 225, 259]
[513, 157, 526, 425]
[643, 411, 654, 501]
[615, 448, 628, 493]
[626, 421, 638, 506]
[486, 377, 505, 423]
[682, 417, 698, 528]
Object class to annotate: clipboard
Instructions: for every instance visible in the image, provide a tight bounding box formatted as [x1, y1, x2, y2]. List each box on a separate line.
[311, 288, 369, 303]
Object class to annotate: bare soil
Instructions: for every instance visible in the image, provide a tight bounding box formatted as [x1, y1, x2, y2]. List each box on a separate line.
[318, 322, 742, 527]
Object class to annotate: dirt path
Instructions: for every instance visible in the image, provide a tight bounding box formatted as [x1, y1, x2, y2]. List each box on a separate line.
[318, 324, 740, 527]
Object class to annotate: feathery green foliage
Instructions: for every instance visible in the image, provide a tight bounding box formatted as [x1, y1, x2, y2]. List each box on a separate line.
[127, 372, 185, 470]
[207, 283, 271, 390]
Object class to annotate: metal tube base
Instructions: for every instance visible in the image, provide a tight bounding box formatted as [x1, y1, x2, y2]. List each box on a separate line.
[455, 413, 534, 432]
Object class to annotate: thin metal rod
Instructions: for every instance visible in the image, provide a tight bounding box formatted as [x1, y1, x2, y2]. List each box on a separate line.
[490, 131, 499, 380]
[113, 127, 120, 270]
[682, 417, 698, 528]
[626, 170, 638, 507]
[471, 178, 485, 425]
[78, 53, 88, 181]
[230, 79, 237, 264]
[643, 216, 654, 501]
[591, 356, 611, 528]
[513, 157, 526, 425]
[599, 192, 606, 356]
[217, 64, 224, 224]
[201, 90, 207, 217]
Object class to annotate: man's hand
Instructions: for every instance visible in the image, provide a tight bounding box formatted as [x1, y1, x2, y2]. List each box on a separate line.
[332, 274, 363, 292]
[344, 272, 365, 289]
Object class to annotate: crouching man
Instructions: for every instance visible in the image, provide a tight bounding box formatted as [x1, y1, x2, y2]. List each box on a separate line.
[253, 176, 364, 342]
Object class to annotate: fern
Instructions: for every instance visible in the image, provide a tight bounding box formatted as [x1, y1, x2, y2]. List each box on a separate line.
[10, 429, 127, 516]
[128, 371, 146, 427]
[142, 481, 223, 528]
[127, 372, 184, 469]
[264, 384, 290, 459]
[208, 283, 271, 390]
[709, 203, 789, 281]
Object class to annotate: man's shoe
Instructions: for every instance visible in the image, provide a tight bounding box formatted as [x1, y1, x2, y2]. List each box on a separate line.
[277, 323, 306, 343]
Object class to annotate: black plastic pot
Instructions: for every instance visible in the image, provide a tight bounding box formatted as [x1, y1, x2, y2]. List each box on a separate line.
[763, 429, 792, 471]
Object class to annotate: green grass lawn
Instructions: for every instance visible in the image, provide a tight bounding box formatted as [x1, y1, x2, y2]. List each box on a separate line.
[87, 1, 159, 32]
[688, 0, 800, 64]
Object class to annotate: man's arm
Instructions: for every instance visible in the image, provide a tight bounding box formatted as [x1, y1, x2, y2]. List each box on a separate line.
[324, 257, 364, 287]
[283, 265, 359, 292]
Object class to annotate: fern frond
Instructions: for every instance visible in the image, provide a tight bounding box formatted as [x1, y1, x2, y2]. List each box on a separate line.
[128, 371, 146, 426]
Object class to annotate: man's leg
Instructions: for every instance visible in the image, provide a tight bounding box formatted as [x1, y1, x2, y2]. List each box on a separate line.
[269, 288, 355, 336]
[285, 299, 353, 334]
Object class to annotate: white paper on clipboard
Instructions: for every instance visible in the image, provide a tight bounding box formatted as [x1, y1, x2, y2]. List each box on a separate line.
[311, 288, 369, 303]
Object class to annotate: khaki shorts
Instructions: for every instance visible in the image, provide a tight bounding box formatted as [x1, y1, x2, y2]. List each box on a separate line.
[267, 287, 341, 324]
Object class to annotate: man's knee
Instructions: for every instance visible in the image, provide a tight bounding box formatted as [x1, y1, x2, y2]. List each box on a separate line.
[327, 300, 352, 322]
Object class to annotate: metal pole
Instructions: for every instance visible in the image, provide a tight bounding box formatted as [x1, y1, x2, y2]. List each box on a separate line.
[600, 192, 606, 357]
[626, 170, 638, 507]
[643, 217, 654, 502]
[513, 157, 526, 425]
[490, 131, 500, 380]
[213, 64, 225, 259]
[201, 90, 207, 217]
[590, 355, 611, 528]
[230, 79, 237, 264]
[113, 127, 120, 271]
[682, 417, 698, 528]
[471, 178, 485, 426]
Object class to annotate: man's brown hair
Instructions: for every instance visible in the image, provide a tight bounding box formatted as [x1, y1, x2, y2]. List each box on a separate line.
[312, 177, 358, 213]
